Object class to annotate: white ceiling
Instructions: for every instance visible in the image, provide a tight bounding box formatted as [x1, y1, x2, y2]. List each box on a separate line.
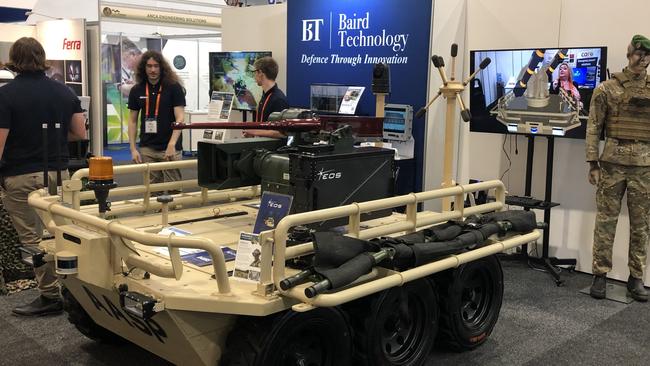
[0, 0, 38, 9]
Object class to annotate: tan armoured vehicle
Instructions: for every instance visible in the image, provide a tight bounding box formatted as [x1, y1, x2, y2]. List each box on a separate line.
[28, 138, 540, 365]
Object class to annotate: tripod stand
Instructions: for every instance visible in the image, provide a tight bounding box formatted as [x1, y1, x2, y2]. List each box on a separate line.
[416, 44, 491, 211]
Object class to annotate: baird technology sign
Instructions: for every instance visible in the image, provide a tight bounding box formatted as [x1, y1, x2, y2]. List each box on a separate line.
[299, 11, 411, 67]
[287, 0, 432, 192]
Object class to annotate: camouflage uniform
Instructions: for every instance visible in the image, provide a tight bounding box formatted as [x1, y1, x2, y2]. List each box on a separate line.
[586, 67, 650, 278]
[0, 199, 32, 292]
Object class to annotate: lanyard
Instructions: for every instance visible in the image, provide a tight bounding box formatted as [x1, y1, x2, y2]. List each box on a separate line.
[145, 83, 162, 119]
[257, 92, 273, 122]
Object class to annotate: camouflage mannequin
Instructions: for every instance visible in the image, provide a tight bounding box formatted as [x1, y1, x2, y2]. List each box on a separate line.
[586, 35, 650, 302]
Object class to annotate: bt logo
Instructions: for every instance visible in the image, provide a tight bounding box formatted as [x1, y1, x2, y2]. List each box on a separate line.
[302, 18, 324, 41]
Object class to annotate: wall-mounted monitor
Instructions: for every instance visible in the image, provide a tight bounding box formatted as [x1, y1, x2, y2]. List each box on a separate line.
[469, 46, 607, 139]
[310, 83, 366, 115]
[209, 51, 271, 111]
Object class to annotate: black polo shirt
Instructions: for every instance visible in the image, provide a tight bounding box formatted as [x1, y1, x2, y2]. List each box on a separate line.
[0, 71, 82, 177]
[128, 81, 186, 151]
[255, 84, 289, 122]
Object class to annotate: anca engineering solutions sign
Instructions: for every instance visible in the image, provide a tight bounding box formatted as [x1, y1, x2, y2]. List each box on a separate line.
[287, 0, 432, 192]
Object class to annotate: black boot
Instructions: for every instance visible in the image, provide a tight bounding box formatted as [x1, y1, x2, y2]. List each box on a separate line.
[12, 295, 63, 316]
[627, 276, 648, 302]
[590, 274, 607, 299]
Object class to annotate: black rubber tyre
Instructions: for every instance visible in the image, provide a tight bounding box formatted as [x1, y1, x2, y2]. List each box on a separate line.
[62, 288, 124, 344]
[434, 255, 503, 351]
[221, 307, 352, 366]
[347, 279, 438, 366]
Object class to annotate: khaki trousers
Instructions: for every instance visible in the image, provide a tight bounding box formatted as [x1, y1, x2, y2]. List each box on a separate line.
[139, 146, 182, 190]
[0, 171, 68, 298]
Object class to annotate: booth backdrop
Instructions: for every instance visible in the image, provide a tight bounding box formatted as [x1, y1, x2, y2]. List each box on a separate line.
[286, 0, 433, 192]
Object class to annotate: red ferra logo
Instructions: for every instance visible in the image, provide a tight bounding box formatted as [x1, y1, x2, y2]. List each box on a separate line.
[62, 38, 81, 50]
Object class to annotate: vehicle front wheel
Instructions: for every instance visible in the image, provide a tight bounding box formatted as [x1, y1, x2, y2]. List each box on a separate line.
[221, 307, 352, 366]
[62, 287, 124, 344]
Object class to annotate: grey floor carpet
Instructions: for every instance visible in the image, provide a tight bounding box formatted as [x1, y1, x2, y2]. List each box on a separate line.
[1, 260, 648, 366]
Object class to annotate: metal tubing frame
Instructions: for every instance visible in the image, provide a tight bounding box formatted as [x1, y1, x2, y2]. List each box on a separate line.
[66, 160, 260, 215]
[271, 180, 530, 309]
[34, 160, 531, 310]
[29, 189, 231, 294]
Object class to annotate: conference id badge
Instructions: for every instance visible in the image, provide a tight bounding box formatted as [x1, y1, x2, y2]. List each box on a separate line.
[144, 118, 158, 134]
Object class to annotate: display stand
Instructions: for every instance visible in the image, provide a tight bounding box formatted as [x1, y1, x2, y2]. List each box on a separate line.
[509, 135, 577, 286]
[375, 93, 386, 117]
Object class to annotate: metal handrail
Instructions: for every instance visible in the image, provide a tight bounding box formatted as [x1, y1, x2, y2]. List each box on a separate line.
[66, 159, 260, 214]
[29, 189, 231, 294]
[270, 180, 529, 308]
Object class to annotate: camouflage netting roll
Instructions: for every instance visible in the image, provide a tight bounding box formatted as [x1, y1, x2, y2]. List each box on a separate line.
[0, 200, 33, 293]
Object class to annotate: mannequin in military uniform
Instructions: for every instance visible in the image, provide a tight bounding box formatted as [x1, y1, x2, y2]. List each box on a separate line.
[587, 35, 650, 302]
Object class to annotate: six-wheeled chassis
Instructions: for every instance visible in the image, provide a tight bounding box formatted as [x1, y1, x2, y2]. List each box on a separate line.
[29, 160, 540, 365]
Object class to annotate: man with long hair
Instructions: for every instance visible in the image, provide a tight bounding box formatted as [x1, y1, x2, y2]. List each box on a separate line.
[0, 37, 86, 315]
[128, 50, 186, 189]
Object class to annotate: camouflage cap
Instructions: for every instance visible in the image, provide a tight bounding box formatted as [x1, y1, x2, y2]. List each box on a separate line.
[631, 34, 650, 52]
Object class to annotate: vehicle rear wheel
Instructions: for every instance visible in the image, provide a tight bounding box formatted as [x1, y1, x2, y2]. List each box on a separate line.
[347, 278, 438, 366]
[221, 307, 352, 366]
[62, 287, 124, 344]
[434, 254, 503, 351]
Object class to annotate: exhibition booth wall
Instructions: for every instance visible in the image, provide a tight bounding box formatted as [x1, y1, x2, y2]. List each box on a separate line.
[0, 19, 88, 96]
[428, 0, 650, 284]
[221, 3, 287, 122]
[223, 2, 430, 195]
[227, 0, 649, 284]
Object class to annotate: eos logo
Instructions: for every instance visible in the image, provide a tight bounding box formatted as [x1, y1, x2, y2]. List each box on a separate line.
[302, 19, 324, 41]
[317, 169, 342, 180]
[268, 200, 282, 208]
[62, 38, 81, 50]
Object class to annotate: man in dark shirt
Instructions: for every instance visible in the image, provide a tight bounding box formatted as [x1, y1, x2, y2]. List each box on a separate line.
[128, 50, 186, 187]
[0, 37, 86, 316]
[243, 56, 289, 138]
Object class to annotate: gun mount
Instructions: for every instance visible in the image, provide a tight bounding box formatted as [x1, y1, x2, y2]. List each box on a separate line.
[191, 113, 395, 229]
[172, 108, 385, 140]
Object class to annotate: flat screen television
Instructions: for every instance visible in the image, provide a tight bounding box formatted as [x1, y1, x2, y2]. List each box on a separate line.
[310, 83, 366, 115]
[209, 51, 271, 111]
[469, 47, 607, 139]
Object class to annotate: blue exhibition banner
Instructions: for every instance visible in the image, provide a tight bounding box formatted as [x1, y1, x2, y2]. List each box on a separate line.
[287, 0, 432, 191]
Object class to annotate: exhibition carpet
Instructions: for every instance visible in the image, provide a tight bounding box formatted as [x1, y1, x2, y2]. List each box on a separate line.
[0, 261, 648, 365]
[103, 144, 132, 164]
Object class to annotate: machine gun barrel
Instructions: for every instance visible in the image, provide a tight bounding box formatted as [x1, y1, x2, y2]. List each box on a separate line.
[172, 119, 322, 132]
[280, 268, 315, 291]
[304, 249, 394, 298]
